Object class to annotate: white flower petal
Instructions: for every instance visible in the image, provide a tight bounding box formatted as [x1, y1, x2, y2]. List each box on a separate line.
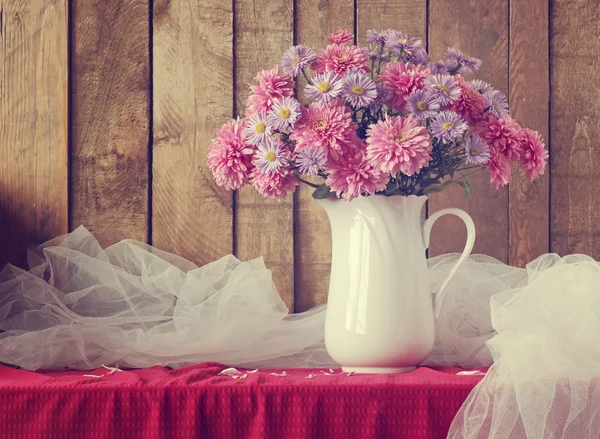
[219, 367, 243, 377]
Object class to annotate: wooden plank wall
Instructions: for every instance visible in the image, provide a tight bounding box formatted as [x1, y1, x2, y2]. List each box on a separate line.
[1, 0, 598, 311]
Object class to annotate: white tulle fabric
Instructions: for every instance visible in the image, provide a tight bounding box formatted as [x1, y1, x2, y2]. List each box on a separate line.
[1, 226, 598, 438]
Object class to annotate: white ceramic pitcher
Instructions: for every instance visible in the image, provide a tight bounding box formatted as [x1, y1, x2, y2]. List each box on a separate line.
[318, 195, 475, 374]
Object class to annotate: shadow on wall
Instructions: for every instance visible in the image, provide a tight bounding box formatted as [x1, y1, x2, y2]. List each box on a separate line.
[0, 195, 34, 271]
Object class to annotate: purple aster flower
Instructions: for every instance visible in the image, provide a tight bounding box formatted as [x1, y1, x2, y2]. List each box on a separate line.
[383, 30, 406, 54]
[363, 45, 390, 63]
[405, 89, 441, 120]
[342, 70, 378, 107]
[253, 137, 290, 173]
[385, 31, 426, 63]
[267, 97, 301, 131]
[409, 47, 429, 65]
[427, 62, 448, 74]
[370, 83, 393, 108]
[464, 134, 491, 165]
[281, 45, 317, 77]
[484, 89, 509, 118]
[445, 47, 482, 75]
[244, 110, 272, 145]
[295, 146, 327, 176]
[425, 74, 461, 105]
[366, 29, 387, 44]
[470, 79, 493, 95]
[304, 71, 343, 103]
[431, 111, 467, 142]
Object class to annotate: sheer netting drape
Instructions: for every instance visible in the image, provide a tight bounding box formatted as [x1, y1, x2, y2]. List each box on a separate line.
[1, 227, 598, 438]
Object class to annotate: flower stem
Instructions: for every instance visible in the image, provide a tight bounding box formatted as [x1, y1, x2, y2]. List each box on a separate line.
[297, 177, 321, 188]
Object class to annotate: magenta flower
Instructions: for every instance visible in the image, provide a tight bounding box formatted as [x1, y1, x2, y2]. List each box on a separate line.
[327, 29, 354, 45]
[484, 89, 509, 118]
[485, 150, 512, 189]
[476, 114, 523, 161]
[304, 71, 343, 103]
[378, 62, 432, 110]
[326, 150, 387, 201]
[244, 111, 272, 145]
[312, 44, 370, 75]
[518, 128, 548, 180]
[471, 79, 493, 95]
[342, 70, 378, 107]
[431, 111, 467, 142]
[366, 115, 433, 176]
[290, 101, 357, 157]
[425, 74, 461, 105]
[246, 66, 295, 116]
[281, 45, 317, 78]
[252, 168, 298, 199]
[207, 118, 255, 190]
[464, 135, 490, 165]
[253, 137, 291, 174]
[295, 146, 327, 176]
[453, 76, 488, 124]
[405, 89, 440, 120]
[267, 97, 301, 131]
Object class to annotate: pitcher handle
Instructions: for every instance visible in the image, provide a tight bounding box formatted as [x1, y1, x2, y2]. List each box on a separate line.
[423, 208, 476, 319]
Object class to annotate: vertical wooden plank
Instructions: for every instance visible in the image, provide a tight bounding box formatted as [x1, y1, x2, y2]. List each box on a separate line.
[0, 0, 68, 268]
[152, 0, 233, 264]
[71, 0, 150, 246]
[508, 0, 549, 267]
[428, 0, 510, 262]
[357, 0, 427, 41]
[294, 0, 354, 312]
[234, 0, 295, 310]
[550, 0, 600, 257]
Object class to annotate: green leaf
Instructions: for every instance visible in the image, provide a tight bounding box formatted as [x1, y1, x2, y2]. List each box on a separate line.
[452, 178, 472, 199]
[312, 184, 335, 200]
[421, 180, 452, 195]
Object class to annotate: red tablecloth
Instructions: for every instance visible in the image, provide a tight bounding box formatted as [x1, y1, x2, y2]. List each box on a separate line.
[0, 363, 484, 439]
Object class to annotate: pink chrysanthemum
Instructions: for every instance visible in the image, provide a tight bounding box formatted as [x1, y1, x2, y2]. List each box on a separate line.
[246, 66, 295, 116]
[327, 29, 354, 45]
[326, 150, 387, 201]
[452, 76, 487, 124]
[312, 44, 370, 75]
[251, 168, 299, 199]
[290, 101, 357, 158]
[378, 62, 432, 110]
[366, 115, 433, 176]
[518, 128, 548, 181]
[207, 118, 255, 190]
[485, 150, 512, 189]
[476, 114, 524, 161]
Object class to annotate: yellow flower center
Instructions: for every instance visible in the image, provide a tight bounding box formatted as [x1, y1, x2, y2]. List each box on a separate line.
[399, 38, 408, 45]
[292, 57, 299, 68]
[315, 120, 327, 131]
[255, 122, 266, 133]
[492, 100, 500, 110]
[442, 122, 454, 131]
[338, 53, 350, 61]
[469, 148, 480, 156]
[434, 84, 450, 93]
[265, 151, 277, 162]
[351, 85, 365, 96]
[279, 108, 291, 119]
[416, 101, 428, 111]
[395, 134, 407, 143]
[317, 82, 331, 93]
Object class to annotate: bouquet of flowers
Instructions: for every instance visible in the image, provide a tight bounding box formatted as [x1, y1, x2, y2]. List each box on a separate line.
[208, 28, 548, 201]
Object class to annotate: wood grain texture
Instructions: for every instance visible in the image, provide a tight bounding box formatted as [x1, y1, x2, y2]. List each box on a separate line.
[356, 0, 427, 41]
[294, 0, 354, 312]
[428, 0, 510, 262]
[70, 0, 149, 246]
[550, 0, 600, 257]
[508, 0, 549, 267]
[152, 0, 233, 264]
[234, 0, 295, 310]
[0, 0, 68, 268]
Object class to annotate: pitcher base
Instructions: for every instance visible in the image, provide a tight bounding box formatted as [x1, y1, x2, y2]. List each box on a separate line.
[342, 366, 416, 374]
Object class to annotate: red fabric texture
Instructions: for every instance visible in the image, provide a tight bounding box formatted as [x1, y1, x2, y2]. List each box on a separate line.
[0, 363, 484, 439]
